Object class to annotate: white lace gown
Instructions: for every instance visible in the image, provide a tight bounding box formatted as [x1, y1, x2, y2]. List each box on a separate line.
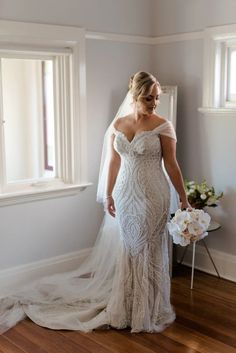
[0, 120, 176, 334]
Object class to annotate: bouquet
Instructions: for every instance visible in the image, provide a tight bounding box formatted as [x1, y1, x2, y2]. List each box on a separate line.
[168, 208, 211, 246]
[185, 180, 223, 209]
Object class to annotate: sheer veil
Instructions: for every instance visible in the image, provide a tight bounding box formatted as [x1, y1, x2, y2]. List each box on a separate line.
[0, 90, 179, 334]
[97, 91, 133, 204]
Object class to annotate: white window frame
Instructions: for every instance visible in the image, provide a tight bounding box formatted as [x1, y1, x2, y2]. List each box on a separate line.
[0, 20, 91, 206]
[199, 24, 236, 117]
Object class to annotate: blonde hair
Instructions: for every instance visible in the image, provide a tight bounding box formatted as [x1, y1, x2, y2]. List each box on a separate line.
[129, 71, 161, 100]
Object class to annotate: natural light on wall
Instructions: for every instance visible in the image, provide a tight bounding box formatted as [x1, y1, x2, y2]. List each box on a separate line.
[228, 50, 236, 102]
[1, 58, 55, 183]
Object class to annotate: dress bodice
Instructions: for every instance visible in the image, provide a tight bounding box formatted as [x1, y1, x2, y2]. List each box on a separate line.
[114, 128, 162, 164]
[113, 120, 176, 163]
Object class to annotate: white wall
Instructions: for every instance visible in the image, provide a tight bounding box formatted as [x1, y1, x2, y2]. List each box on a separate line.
[0, 0, 154, 36]
[153, 0, 236, 35]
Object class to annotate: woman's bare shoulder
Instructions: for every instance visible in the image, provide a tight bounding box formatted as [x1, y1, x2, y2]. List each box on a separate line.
[113, 115, 133, 130]
[151, 114, 168, 128]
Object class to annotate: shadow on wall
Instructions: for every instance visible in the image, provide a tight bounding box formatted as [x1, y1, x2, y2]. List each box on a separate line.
[208, 187, 236, 227]
[203, 187, 236, 254]
[177, 87, 203, 176]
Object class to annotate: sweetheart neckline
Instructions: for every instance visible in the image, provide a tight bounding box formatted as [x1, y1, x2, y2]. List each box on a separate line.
[113, 121, 169, 144]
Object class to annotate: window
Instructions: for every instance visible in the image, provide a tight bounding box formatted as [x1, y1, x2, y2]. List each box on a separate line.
[214, 39, 236, 108]
[1, 56, 56, 183]
[226, 47, 236, 104]
[200, 24, 236, 114]
[0, 20, 91, 206]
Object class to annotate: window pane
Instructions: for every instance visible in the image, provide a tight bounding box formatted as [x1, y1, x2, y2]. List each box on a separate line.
[229, 50, 236, 101]
[1, 58, 56, 182]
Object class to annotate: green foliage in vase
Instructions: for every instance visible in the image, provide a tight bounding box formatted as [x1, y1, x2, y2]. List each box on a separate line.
[184, 180, 223, 209]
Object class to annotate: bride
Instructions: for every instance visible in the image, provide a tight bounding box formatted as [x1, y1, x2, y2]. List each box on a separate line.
[0, 71, 190, 334]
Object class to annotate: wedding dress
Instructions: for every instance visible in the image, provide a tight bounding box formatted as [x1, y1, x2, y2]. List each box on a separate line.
[0, 119, 176, 334]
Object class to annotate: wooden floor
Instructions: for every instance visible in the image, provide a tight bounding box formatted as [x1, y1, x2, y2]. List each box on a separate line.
[0, 265, 236, 353]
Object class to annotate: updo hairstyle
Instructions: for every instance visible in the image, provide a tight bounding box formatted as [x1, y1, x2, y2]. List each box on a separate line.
[129, 71, 161, 101]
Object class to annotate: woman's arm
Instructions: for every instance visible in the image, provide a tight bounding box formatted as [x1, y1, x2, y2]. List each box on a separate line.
[160, 135, 190, 209]
[105, 134, 121, 217]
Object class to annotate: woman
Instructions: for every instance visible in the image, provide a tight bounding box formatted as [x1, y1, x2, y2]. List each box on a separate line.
[101, 71, 190, 332]
[0, 71, 189, 334]
[106, 72, 189, 217]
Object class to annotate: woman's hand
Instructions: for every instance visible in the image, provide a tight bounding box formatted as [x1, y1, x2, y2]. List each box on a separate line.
[106, 196, 116, 217]
[181, 200, 192, 211]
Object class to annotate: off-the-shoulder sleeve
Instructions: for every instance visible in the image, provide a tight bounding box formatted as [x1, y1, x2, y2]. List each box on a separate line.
[108, 124, 117, 136]
[158, 120, 177, 141]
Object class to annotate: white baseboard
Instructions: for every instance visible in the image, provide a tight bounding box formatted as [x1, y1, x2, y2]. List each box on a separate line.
[2, 244, 235, 298]
[176, 243, 236, 282]
[0, 248, 91, 296]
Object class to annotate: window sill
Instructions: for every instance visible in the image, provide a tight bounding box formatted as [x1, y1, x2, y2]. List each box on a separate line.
[198, 107, 236, 118]
[0, 182, 93, 207]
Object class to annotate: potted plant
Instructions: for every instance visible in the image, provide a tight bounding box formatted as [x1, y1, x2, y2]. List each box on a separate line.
[184, 180, 223, 209]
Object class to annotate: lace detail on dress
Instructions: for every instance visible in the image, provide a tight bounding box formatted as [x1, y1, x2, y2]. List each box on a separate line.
[106, 128, 175, 332]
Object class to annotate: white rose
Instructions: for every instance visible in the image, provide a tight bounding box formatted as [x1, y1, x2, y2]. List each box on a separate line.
[173, 210, 191, 231]
[168, 222, 190, 246]
[199, 211, 211, 227]
[189, 210, 211, 230]
[189, 209, 201, 221]
[187, 221, 205, 236]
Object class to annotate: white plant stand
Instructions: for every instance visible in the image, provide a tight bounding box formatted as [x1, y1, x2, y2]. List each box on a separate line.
[179, 221, 221, 289]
